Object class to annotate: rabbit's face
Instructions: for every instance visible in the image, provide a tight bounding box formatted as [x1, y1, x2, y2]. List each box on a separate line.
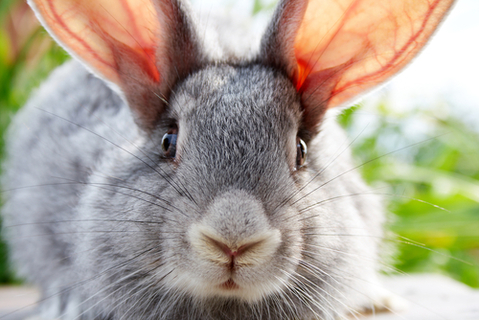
[75, 63, 380, 314]
[152, 64, 306, 301]
[73, 64, 311, 308]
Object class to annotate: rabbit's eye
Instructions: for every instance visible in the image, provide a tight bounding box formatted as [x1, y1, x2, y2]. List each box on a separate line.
[161, 127, 178, 158]
[296, 137, 307, 168]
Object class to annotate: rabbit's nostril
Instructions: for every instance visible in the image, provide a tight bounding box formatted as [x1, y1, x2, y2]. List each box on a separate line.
[221, 244, 239, 259]
[208, 237, 262, 259]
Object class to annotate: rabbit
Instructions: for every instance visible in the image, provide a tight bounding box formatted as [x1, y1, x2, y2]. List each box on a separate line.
[1, 0, 455, 319]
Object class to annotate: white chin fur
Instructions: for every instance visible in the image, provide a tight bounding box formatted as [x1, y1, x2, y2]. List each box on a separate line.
[165, 268, 290, 302]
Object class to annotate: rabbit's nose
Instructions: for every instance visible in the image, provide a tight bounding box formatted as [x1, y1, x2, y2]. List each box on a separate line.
[188, 189, 282, 268]
[210, 237, 274, 272]
[201, 236, 268, 271]
[188, 226, 281, 267]
[209, 237, 261, 259]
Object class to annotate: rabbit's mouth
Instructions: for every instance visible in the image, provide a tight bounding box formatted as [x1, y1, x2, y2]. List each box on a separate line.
[219, 279, 239, 290]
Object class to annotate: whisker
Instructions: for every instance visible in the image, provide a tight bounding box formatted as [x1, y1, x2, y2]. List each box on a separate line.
[305, 228, 474, 267]
[0, 246, 158, 320]
[70, 268, 147, 320]
[296, 258, 408, 320]
[298, 190, 451, 216]
[117, 282, 157, 320]
[302, 245, 405, 276]
[286, 258, 362, 320]
[87, 111, 198, 207]
[33, 107, 190, 200]
[4, 177, 195, 226]
[291, 134, 448, 206]
[285, 270, 342, 320]
[51, 176, 192, 217]
[4, 218, 162, 229]
[63, 245, 165, 319]
[6, 231, 184, 242]
[276, 122, 370, 212]
[90, 264, 172, 320]
[1, 179, 187, 217]
[272, 275, 301, 318]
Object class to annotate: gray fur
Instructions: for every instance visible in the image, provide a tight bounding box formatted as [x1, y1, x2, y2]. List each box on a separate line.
[2, 1, 384, 320]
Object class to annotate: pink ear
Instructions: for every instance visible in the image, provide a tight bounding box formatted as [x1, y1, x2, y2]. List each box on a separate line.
[263, 0, 455, 132]
[29, 0, 161, 86]
[29, 0, 201, 131]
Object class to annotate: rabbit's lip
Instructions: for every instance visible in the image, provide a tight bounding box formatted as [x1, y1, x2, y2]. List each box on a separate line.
[219, 278, 239, 290]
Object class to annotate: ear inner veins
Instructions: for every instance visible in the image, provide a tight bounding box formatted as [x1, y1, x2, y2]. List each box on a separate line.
[44, 0, 113, 69]
[331, 0, 443, 101]
[292, 0, 451, 110]
[40, 0, 160, 84]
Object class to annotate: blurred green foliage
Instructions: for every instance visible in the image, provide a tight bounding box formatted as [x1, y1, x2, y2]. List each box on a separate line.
[0, 0, 69, 283]
[338, 104, 479, 287]
[0, 0, 478, 289]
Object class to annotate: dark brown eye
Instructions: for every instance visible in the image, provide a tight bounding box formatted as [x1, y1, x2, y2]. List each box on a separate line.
[296, 137, 307, 168]
[161, 127, 178, 158]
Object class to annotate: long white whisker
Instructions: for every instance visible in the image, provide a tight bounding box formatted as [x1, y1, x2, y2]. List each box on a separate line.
[284, 257, 362, 320]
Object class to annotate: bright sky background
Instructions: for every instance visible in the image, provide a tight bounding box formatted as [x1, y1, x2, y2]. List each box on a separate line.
[382, 0, 479, 123]
[190, 0, 479, 125]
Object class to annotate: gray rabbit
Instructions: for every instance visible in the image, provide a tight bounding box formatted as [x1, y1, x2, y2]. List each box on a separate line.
[1, 0, 454, 319]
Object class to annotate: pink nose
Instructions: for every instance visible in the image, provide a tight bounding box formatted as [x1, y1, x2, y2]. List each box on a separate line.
[205, 237, 262, 271]
[210, 238, 259, 259]
[219, 244, 239, 270]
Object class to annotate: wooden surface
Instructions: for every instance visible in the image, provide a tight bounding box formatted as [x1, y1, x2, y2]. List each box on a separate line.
[361, 274, 479, 320]
[0, 274, 478, 319]
[0, 286, 39, 320]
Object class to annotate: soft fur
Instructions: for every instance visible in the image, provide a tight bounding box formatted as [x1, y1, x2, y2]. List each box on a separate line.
[2, 60, 383, 319]
[2, 0, 452, 319]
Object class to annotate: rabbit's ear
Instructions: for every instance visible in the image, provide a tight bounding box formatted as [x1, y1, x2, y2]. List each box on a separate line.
[28, 0, 201, 131]
[261, 0, 454, 133]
